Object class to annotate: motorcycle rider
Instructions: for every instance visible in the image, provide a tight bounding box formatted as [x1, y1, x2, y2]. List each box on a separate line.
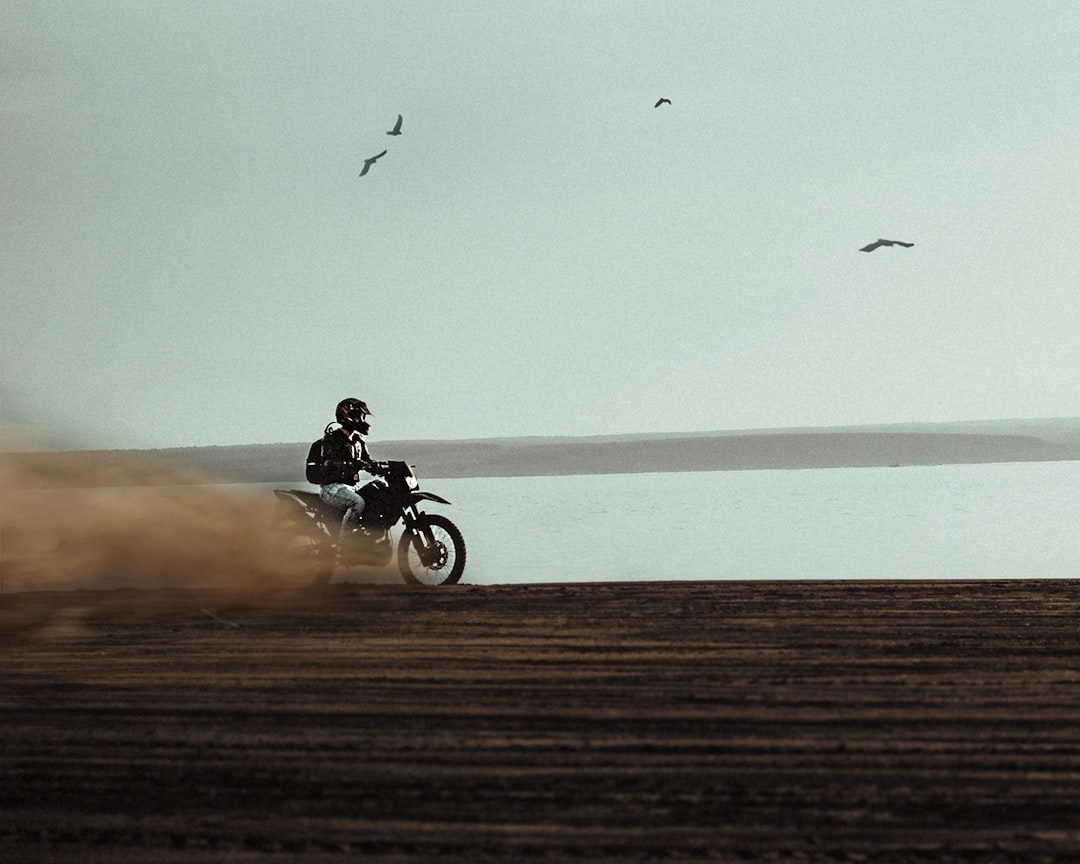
[318, 398, 381, 542]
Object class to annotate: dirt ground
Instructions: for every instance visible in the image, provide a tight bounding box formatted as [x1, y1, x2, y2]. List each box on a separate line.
[3, 579, 1080, 863]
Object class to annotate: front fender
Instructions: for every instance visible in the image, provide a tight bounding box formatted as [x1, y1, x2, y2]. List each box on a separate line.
[411, 490, 451, 506]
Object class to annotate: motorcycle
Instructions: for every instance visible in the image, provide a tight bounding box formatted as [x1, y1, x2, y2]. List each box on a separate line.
[273, 460, 466, 586]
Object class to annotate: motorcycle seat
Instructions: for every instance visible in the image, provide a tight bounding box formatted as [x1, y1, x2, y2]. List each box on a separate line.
[274, 488, 343, 519]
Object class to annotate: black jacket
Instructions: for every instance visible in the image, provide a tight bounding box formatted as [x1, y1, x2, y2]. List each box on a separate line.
[320, 428, 373, 485]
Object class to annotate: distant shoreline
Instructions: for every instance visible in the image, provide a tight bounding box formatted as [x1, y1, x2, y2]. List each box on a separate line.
[4, 418, 1080, 488]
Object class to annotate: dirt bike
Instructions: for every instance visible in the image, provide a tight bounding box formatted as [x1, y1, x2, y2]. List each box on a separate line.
[273, 460, 466, 586]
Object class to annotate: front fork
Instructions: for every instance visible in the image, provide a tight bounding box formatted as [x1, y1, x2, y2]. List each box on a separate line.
[402, 505, 433, 548]
[401, 505, 441, 565]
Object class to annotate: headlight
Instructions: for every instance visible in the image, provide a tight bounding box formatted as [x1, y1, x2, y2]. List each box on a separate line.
[405, 475, 418, 490]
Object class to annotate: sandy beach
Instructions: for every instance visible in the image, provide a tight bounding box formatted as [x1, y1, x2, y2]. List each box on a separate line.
[4, 578, 1080, 862]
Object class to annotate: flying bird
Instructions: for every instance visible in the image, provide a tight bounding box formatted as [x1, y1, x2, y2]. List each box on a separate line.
[358, 149, 387, 177]
[859, 238, 914, 253]
[387, 114, 403, 135]
[654, 97, 671, 108]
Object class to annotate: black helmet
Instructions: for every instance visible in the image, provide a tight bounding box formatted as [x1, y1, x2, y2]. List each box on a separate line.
[335, 397, 372, 434]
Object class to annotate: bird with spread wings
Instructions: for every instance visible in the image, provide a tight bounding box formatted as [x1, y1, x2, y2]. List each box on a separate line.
[859, 239, 914, 253]
[358, 150, 387, 177]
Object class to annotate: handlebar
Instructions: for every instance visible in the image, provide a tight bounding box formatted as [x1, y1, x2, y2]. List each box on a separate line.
[364, 460, 390, 476]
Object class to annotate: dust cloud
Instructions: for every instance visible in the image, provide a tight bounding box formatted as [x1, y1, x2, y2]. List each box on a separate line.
[1, 433, 316, 594]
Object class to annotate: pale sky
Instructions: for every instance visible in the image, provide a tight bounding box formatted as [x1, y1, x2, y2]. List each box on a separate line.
[3, 1, 1079, 450]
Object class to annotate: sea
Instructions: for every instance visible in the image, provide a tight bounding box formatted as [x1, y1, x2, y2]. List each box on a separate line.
[257, 460, 1080, 585]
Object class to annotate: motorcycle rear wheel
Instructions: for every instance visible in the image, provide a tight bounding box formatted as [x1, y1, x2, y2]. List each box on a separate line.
[281, 523, 334, 586]
[397, 513, 466, 586]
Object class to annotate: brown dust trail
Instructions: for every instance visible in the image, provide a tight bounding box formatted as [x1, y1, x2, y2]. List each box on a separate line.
[1, 433, 315, 595]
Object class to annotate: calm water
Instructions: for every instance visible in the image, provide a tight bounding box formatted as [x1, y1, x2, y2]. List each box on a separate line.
[263, 460, 1080, 584]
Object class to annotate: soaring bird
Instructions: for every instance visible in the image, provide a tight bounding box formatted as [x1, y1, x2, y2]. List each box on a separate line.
[859, 238, 914, 253]
[358, 150, 387, 177]
[654, 97, 671, 107]
[387, 114, 403, 136]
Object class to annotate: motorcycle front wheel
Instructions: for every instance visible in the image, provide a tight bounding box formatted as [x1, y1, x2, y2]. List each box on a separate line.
[397, 513, 466, 586]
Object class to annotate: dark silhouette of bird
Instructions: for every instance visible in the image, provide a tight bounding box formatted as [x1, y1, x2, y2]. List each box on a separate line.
[859, 238, 914, 253]
[358, 150, 387, 177]
[387, 114, 403, 136]
[654, 97, 671, 108]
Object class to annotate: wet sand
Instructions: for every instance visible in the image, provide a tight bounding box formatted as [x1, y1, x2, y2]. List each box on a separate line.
[3, 579, 1080, 862]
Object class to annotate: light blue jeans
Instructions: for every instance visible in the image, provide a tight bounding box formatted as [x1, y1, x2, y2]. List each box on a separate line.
[320, 483, 366, 538]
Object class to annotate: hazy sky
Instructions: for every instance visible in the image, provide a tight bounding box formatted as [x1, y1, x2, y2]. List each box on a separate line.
[3, 1, 1079, 450]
